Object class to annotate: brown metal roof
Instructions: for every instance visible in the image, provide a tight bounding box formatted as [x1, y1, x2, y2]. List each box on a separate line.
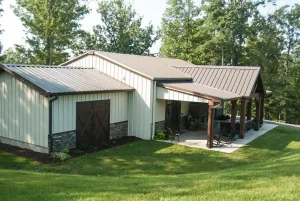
[61, 51, 194, 81]
[174, 66, 261, 97]
[0, 64, 134, 96]
[159, 83, 242, 101]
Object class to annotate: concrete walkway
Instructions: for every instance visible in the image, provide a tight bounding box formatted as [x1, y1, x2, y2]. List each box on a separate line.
[161, 124, 277, 153]
[264, 120, 300, 130]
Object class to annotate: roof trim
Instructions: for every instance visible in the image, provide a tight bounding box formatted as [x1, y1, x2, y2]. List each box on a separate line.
[50, 88, 135, 96]
[249, 70, 266, 96]
[60, 51, 92, 66]
[157, 83, 242, 101]
[0, 63, 135, 97]
[174, 65, 261, 70]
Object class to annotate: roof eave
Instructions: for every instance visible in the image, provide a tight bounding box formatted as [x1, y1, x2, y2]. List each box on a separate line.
[157, 83, 241, 102]
[154, 77, 193, 81]
[49, 88, 135, 96]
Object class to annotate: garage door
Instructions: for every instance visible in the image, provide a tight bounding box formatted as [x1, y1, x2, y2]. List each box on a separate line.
[76, 100, 110, 149]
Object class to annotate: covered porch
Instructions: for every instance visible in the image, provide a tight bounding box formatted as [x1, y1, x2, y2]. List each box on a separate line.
[155, 65, 271, 149]
[161, 123, 277, 153]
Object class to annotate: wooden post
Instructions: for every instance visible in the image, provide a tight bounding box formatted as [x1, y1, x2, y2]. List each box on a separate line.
[231, 100, 237, 135]
[247, 99, 252, 121]
[240, 98, 246, 139]
[255, 98, 260, 131]
[206, 100, 214, 148]
[260, 96, 264, 125]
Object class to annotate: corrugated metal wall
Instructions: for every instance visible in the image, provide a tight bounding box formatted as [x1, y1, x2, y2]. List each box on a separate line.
[52, 92, 129, 134]
[65, 55, 153, 139]
[0, 72, 49, 148]
[155, 99, 165, 122]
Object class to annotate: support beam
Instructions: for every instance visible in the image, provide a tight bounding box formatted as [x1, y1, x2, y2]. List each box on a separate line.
[231, 100, 237, 135]
[255, 98, 260, 131]
[240, 98, 246, 139]
[247, 99, 252, 121]
[260, 96, 265, 125]
[206, 100, 214, 148]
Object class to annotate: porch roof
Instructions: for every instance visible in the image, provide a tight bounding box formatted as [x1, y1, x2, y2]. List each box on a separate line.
[158, 82, 242, 101]
[174, 65, 263, 98]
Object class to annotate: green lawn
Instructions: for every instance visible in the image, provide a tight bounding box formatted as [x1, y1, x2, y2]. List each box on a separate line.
[1, 126, 300, 200]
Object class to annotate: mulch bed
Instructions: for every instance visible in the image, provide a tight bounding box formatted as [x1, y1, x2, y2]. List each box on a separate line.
[0, 136, 141, 164]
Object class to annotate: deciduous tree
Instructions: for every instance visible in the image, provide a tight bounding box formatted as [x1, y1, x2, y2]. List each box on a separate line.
[73, 0, 159, 55]
[14, 0, 89, 65]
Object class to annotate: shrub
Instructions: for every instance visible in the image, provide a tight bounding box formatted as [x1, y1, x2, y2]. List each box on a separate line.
[154, 130, 168, 140]
[51, 152, 71, 161]
[61, 148, 69, 154]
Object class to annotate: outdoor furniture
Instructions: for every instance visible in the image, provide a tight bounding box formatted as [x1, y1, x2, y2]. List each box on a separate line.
[246, 120, 251, 132]
[213, 121, 223, 146]
[167, 127, 180, 142]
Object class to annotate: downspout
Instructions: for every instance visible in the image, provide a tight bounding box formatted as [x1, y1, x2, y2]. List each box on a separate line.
[150, 81, 157, 140]
[48, 95, 58, 153]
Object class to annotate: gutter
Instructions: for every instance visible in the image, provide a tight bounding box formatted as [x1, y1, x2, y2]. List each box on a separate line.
[48, 95, 58, 153]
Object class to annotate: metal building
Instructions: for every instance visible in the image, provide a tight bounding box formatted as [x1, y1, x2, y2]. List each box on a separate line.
[0, 51, 268, 153]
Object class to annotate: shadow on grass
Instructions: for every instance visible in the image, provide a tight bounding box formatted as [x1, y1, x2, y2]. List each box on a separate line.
[1, 150, 300, 201]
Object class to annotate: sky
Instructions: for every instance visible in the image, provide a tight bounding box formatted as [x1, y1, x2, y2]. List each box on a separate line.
[1, 0, 299, 54]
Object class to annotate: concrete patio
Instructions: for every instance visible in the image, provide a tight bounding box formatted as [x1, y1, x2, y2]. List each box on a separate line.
[161, 124, 278, 153]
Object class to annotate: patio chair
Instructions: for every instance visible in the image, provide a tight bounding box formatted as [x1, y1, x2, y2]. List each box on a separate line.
[213, 121, 223, 146]
[167, 127, 180, 142]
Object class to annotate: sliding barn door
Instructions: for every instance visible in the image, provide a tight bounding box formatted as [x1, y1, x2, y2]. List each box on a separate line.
[76, 100, 110, 149]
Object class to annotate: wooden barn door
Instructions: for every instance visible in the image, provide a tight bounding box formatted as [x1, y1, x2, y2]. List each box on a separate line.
[76, 100, 110, 149]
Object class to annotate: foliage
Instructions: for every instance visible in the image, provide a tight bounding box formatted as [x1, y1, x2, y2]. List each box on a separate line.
[161, 0, 200, 62]
[161, 1, 300, 124]
[154, 130, 168, 140]
[1, 45, 33, 64]
[72, 0, 160, 55]
[51, 152, 70, 161]
[1, 127, 300, 200]
[0, 0, 3, 57]
[61, 148, 69, 154]
[13, 0, 89, 65]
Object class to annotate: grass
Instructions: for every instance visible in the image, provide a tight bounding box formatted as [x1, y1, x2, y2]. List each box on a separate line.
[1, 126, 300, 200]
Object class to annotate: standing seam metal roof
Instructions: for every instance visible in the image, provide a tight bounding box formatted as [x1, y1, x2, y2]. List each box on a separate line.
[174, 66, 261, 97]
[61, 50, 194, 80]
[0, 64, 134, 96]
[94, 51, 194, 80]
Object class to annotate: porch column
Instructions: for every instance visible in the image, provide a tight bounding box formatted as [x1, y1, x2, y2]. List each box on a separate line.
[240, 98, 246, 139]
[231, 100, 237, 135]
[247, 99, 252, 121]
[260, 96, 265, 125]
[255, 98, 260, 131]
[206, 100, 214, 148]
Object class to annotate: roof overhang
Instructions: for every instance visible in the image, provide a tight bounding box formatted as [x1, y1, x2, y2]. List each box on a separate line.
[156, 86, 209, 103]
[157, 82, 242, 101]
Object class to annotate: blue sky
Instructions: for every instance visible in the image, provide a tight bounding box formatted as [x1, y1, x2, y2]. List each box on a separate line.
[1, 0, 299, 54]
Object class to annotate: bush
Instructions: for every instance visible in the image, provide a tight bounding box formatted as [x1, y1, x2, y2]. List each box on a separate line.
[51, 152, 71, 161]
[154, 130, 168, 140]
[61, 148, 69, 154]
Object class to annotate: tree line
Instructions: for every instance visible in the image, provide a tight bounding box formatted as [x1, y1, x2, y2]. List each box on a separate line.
[0, 0, 300, 124]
